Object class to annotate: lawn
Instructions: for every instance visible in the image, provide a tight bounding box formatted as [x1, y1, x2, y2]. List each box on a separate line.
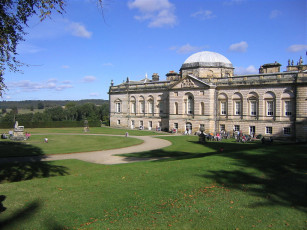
[0, 126, 168, 136]
[0, 135, 143, 157]
[0, 135, 306, 229]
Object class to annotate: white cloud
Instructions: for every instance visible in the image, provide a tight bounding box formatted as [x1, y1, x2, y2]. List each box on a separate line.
[102, 62, 113, 66]
[191, 10, 216, 20]
[223, 0, 244, 5]
[69, 22, 92, 38]
[8, 79, 73, 92]
[170, 43, 206, 54]
[235, 65, 258, 75]
[90, 92, 100, 97]
[270, 9, 282, 19]
[18, 43, 45, 54]
[62, 65, 70, 69]
[128, 0, 177, 28]
[229, 41, 248, 53]
[82, 76, 97, 82]
[287, 44, 307, 52]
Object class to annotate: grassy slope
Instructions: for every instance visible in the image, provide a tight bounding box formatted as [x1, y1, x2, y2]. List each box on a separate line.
[0, 136, 306, 229]
[0, 135, 143, 157]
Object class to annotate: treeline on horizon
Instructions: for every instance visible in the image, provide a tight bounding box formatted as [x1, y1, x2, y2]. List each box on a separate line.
[0, 99, 108, 109]
[0, 100, 110, 128]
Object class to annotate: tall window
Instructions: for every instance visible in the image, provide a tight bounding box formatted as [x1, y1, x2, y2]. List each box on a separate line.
[220, 124, 225, 131]
[148, 121, 152, 128]
[148, 100, 154, 115]
[131, 101, 136, 114]
[187, 96, 194, 114]
[174, 102, 178, 115]
[220, 101, 227, 115]
[159, 102, 163, 113]
[285, 101, 292, 116]
[235, 101, 241, 115]
[200, 102, 205, 115]
[116, 102, 121, 113]
[267, 101, 274, 116]
[140, 101, 145, 114]
[234, 125, 240, 131]
[250, 101, 257, 116]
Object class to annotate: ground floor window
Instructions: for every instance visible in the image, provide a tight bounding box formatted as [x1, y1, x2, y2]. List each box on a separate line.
[283, 127, 291, 135]
[158, 121, 162, 127]
[148, 121, 152, 128]
[266, 126, 272, 134]
[131, 120, 135, 129]
[220, 124, 225, 131]
[200, 124, 205, 131]
[174, 123, 178, 129]
[234, 125, 240, 132]
[140, 121, 143, 127]
[117, 120, 120, 125]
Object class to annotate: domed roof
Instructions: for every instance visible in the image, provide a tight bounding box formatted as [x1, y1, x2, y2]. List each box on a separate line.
[181, 51, 233, 69]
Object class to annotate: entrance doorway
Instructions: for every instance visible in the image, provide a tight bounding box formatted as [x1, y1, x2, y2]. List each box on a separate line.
[250, 126, 255, 137]
[186, 122, 192, 134]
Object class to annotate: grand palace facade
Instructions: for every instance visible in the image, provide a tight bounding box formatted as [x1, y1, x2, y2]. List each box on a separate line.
[109, 51, 307, 142]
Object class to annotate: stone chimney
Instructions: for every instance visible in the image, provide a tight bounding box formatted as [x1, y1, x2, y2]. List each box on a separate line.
[152, 73, 160, 81]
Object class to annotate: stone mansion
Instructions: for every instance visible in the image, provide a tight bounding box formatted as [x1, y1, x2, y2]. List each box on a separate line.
[109, 51, 307, 142]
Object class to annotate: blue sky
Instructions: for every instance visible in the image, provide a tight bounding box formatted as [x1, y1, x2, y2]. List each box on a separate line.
[2, 0, 306, 101]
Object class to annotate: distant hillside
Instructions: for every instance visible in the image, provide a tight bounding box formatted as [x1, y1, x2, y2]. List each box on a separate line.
[0, 99, 109, 109]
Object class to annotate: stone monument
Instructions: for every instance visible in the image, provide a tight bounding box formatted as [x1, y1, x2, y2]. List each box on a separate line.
[11, 121, 26, 141]
[83, 120, 89, 132]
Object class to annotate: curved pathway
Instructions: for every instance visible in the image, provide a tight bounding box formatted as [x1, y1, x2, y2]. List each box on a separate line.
[0, 135, 172, 165]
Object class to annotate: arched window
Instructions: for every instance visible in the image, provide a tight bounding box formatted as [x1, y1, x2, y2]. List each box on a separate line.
[247, 92, 259, 117]
[218, 93, 228, 115]
[174, 102, 179, 115]
[281, 91, 294, 117]
[184, 93, 194, 115]
[233, 93, 243, 116]
[264, 92, 276, 117]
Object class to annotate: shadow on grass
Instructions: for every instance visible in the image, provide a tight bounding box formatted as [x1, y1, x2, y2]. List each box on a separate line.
[0, 200, 40, 229]
[0, 142, 68, 183]
[0, 200, 66, 230]
[201, 143, 307, 211]
[121, 138, 307, 211]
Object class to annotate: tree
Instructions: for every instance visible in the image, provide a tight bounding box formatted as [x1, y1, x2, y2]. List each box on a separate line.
[0, 1, 104, 95]
[37, 102, 44, 109]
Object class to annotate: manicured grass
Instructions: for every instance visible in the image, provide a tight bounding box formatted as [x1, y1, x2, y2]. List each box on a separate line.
[0, 135, 143, 157]
[0, 126, 168, 136]
[0, 136, 306, 229]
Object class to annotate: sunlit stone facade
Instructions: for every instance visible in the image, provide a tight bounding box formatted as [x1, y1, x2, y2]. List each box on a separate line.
[109, 51, 307, 142]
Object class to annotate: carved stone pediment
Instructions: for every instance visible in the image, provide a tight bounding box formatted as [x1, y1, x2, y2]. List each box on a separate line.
[171, 75, 211, 89]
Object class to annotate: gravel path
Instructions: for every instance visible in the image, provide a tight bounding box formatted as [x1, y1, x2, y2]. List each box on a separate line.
[0, 135, 172, 165]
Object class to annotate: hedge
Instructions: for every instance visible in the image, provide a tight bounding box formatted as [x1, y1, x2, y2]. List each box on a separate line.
[0, 120, 102, 129]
